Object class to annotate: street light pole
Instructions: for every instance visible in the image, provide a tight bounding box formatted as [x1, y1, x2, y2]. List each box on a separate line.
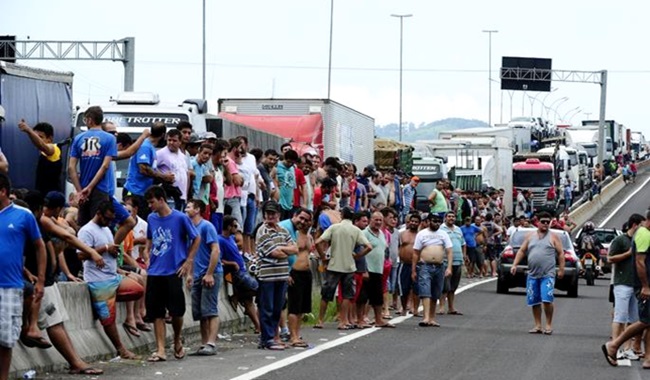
[482, 30, 498, 127]
[392, 14, 412, 142]
[327, 0, 334, 99]
[202, 0, 206, 99]
[547, 97, 568, 121]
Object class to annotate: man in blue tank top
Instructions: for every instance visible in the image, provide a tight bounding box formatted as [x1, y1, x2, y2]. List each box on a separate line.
[510, 212, 565, 335]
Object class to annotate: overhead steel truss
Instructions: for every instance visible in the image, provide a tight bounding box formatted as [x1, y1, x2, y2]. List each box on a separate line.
[500, 67, 608, 164]
[0, 37, 135, 91]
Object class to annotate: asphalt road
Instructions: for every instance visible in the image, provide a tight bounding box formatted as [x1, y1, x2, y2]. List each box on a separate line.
[40, 174, 650, 380]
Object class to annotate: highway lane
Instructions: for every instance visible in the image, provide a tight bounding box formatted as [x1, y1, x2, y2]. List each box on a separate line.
[41, 172, 650, 380]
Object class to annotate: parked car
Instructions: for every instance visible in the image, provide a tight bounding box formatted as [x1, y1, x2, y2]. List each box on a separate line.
[497, 227, 579, 298]
[573, 227, 622, 274]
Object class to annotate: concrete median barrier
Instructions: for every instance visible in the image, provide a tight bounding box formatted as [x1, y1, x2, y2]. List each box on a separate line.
[10, 280, 246, 377]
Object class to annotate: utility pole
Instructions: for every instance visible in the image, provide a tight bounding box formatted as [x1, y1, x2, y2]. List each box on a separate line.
[392, 14, 412, 141]
[597, 70, 608, 166]
[482, 30, 498, 126]
[202, 0, 206, 99]
[327, 0, 334, 99]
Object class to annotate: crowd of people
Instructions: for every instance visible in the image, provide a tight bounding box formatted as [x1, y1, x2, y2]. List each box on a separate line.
[0, 104, 643, 379]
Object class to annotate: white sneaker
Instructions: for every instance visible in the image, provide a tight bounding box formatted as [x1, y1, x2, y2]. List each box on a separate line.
[623, 349, 640, 361]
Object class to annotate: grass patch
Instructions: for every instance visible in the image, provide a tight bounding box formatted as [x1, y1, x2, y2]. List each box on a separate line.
[302, 289, 338, 325]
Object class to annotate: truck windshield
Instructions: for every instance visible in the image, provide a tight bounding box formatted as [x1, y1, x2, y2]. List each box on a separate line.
[75, 112, 189, 129]
[513, 170, 553, 188]
[415, 180, 436, 199]
[567, 151, 578, 166]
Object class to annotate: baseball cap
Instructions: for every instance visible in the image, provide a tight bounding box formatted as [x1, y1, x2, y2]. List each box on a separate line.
[364, 164, 377, 174]
[411, 176, 420, 182]
[189, 133, 205, 145]
[202, 131, 218, 140]
[44, 191, 68, 209]
[262, 200, 281, 214]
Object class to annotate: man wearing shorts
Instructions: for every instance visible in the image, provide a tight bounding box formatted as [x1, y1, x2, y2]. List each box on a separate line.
[398, 213, 421, 316]
[219, 216, 260, 333]
[352, 212, 371, 327]
[461, 217, 484, 278]
[412, 213, 453, 327]
[0, 174, 46, 380]
[511, 212, 564, 335]
[284, 208, 314, 347]
[608, 213, 645, 360]
[144, 186, 200, 362]
[79, 201, 144, 360]
[603, 210, 650, 367]
[186, 199, 221, 356]
[315, 207, 371, 330]
[440, 211, 467, 315]
[364, 211, 394, 328]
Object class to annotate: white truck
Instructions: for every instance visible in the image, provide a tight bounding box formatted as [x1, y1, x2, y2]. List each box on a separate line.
[73, 92, 286, 194]
[216, 98, 375, 170]
[438, 126, 532, 153]
[631, 131, 648, 160]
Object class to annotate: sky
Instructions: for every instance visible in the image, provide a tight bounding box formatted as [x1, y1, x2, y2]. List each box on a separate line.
[3, 0, 650, 138]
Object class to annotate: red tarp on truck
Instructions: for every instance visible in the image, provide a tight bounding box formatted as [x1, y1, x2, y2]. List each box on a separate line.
[218, 112, 323, 145]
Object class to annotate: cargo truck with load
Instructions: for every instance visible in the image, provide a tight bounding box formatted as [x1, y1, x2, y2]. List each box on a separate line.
[374, 138, 413, 173]
[216, 98, 375, 171]
[0, 61, 74, 190]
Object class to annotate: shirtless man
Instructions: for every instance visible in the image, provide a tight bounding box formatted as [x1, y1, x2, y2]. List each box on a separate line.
[398, 213, 421, 315]
[411, 213, 453, 327]
[287, 210, 314, 347]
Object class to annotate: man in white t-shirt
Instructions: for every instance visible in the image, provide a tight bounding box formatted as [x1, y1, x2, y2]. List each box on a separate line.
[79, 200, 144, 360]
[411, 213, 453, 327]
[238, 136, 260, 255]
[157, 129, 190, 210]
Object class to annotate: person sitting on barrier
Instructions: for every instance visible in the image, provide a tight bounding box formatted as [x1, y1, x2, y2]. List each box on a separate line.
[78, 200, 144, 360]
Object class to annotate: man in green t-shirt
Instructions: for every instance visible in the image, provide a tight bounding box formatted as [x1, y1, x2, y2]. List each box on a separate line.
[608, 213, 645, 360]
[603, 211, 650, 367]
[427, 180, 449, 218]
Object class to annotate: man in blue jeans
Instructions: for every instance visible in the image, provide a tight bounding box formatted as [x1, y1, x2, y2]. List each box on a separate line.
[411, 213, 453, 327]
[255, 201, 297, 350]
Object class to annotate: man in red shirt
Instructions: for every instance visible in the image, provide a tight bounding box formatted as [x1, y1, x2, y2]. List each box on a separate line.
[293, 160, 308, 211]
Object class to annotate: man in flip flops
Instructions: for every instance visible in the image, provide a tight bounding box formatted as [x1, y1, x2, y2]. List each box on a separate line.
[411, 213, 453, 328]
[364, 211, 396, 328]
[510, 212, 564, 336]
[79, 201, 145, 360]
[603, 211, 650, 368]
[143, 186, 200, 362]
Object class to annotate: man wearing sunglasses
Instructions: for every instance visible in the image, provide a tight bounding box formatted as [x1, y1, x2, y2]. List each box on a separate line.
[510, 212, 565, 335]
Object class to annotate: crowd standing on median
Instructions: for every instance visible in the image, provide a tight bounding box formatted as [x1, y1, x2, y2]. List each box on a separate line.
[0, 105, 646, 378]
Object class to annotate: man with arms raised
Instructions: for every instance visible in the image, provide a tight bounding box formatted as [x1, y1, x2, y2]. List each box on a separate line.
[411, 213, 453, 327]
[510, 212, 564, 335]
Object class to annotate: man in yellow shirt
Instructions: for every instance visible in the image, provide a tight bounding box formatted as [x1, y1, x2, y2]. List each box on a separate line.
[19, 120, 62, 194]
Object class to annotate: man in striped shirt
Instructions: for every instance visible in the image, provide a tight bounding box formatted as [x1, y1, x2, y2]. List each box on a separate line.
[255, 201, 298, 350]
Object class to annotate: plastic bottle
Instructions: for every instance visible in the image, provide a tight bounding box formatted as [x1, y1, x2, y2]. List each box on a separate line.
[23, 370, 36, 379]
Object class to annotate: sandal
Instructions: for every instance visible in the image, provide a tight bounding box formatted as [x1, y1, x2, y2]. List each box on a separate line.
[290, 341, 309, 348]
[147, 353, 167, 362]
[68, 367, 104, 375]
[601, 344, 618, 367]
[174, 343, 186, 360]
[376, 323, 396, 328]
[20, 334, 52, 349]
[123, 323, 141, 338]
[136, 322, 152, 332]
[265, 343, 285, 351]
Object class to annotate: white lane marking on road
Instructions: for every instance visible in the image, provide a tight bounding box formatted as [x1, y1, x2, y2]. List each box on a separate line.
[598, 176, 650, 228]
[229, 277, 496, 380]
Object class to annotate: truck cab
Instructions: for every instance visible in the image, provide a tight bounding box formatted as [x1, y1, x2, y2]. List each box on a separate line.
[411, 156, 448, 212]
[72, 92, 214, 195]
[512, 158, 556, 213]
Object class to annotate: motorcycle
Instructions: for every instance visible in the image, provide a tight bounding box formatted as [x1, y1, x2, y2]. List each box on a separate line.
[580, 252, 598, 286]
